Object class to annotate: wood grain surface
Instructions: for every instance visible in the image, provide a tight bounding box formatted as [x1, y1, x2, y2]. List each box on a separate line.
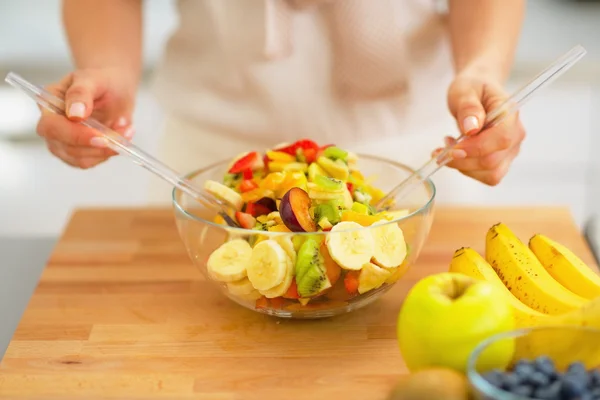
[0, 206, 596, 400]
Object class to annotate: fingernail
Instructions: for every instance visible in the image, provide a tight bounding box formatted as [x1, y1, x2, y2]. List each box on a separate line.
[124, 126, 135, 140]
[463, 116, 479, 134]
[68, 102, 86, 118]
[115, 117, 128, 127]
[90, 137, 109, 148]
[451, 149, 467, 159]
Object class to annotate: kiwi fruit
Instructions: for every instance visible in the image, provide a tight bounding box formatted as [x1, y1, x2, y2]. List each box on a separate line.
[313, 203, 341, 225]
[386, 368, 469, 400]
[295, 237, 331, 297]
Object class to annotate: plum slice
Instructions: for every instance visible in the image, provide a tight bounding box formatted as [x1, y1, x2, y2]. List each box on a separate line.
[279, 188, 317, 232]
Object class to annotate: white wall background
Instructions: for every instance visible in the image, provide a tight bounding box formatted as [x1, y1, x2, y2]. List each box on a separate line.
[1, 0, 599, 237]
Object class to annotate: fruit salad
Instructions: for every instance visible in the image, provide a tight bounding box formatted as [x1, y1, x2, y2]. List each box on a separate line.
[202, 139, 412, 311]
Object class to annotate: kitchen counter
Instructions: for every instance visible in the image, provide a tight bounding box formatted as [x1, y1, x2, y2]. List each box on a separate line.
[0, 206, 597, 399]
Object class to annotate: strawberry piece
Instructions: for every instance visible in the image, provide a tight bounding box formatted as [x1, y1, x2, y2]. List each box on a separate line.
[346, 182, 354, 194]
[303, 148, 317, 164]
[283, 279, 300, 299]
[239, 179, 258, 193]
[235, 212, 256, 229]
[274, 139, 320, 156]
[245, 202, 271, 217]
[242, 169, 253, 180]
[229, 151, 264, 174]
[344, 271, 360, 295]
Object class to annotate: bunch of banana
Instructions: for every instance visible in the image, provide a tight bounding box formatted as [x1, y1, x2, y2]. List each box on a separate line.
[449, 223, 600, 332]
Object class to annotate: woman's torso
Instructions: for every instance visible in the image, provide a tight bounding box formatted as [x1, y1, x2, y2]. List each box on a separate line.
[151, 0, 456, 150]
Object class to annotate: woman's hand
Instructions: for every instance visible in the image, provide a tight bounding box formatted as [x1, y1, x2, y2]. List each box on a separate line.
[36, 68, 137, 169]
[436, 73, 526, 186]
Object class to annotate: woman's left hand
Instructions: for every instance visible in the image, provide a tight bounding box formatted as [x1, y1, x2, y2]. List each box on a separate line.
[436, 74, 526, 186]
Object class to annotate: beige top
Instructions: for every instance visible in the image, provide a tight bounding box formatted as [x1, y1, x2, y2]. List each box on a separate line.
[151, 0, 455, 148]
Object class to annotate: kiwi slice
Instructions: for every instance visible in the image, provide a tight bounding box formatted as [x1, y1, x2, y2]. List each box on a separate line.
[295, 237, 331, 297]
[314, 203, 341, 225]
[314, 175, 344, 192]
[323, 146, 348, 162]
[223, 173, 241, 189]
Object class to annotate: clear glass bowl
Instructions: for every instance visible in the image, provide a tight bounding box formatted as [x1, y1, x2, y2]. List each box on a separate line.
[468, 326, 600, 399]
[172, 154, 436, 319]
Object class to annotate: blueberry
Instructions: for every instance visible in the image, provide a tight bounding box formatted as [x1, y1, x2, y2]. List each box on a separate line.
[528, 371, 551, 387]
[514, 362, 536, 379]
[501, 373, 522, 391]
[534, 356, 557, 376]
[511, 384, 534, 397]
[568, 361, 587, 375]
[533, 380, 562, 399]
[483, 369, 504, 388]
[561, 375, 587, 398]
[590, 370, 600, 386]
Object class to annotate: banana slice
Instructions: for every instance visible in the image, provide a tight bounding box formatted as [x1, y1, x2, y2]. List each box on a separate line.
[307, 183, 345, 201]
[370, 220, 407, 268]
[274, 235, 296, 265]
[247, 240, 289, 291]
[358, 262, 392, 294]
[207, 239, 252, 282]
[326, 221, 375, 270]
[204, 180, 244, 211]
[260, 255, 294, 298]
[226, 277, 256, 296]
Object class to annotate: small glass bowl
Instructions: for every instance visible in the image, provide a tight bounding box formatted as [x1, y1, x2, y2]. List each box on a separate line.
[172, 154, 436, 319]
[468, 326, 600, 399]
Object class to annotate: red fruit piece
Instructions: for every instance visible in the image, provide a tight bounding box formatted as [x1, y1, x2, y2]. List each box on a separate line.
[270, 297, 285, 309]
[245, 202, 272, 217]
[274, 139, 320, 156]
[344, 271, 360, 295]
[255, 296, 269, 309]
[304, 148, 317, 164]
[235, 212, 256, 229]
[283, 279, 300, 299]
[240, 179, 258, 193]
[242, 169, 253, 180]
[229, 151, 264, 174]
[346, 182, 354, 194]
[279, 188, 317, 233]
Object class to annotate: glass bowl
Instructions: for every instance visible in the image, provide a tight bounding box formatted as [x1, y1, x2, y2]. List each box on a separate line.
[172, 154, 436, 319]
[468, 326, 600, 399]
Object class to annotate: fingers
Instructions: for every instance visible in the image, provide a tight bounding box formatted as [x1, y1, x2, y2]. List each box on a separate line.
[63, 71, 105, 121]
[448, 80, 486, 136]
[453, 115, 525, 159]
[460, 143, 521, 186]
[46, 139, 114, 170]
[36, 112, 99, 146]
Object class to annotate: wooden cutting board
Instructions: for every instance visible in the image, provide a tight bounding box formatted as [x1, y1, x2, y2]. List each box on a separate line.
[0, 206, 596, 400]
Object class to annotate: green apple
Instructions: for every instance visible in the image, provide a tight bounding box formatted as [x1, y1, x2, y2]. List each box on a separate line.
[397, 272, 515, 373]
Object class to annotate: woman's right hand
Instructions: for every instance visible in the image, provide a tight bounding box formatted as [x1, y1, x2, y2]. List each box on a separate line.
[36, 68, 137, 169]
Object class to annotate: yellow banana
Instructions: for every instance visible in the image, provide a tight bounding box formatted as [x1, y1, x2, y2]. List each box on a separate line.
[485, 223, 587, 315]
[515, 297, 600, 366]
[529, 234, 600, 300]
[449, 247, 548, 328]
